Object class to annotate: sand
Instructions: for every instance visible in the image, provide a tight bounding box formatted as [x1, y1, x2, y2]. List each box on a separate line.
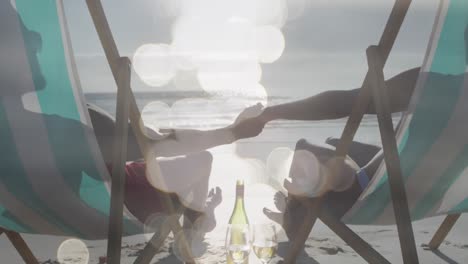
[2, 144, 468, 264]
[2, 194, 468, 264]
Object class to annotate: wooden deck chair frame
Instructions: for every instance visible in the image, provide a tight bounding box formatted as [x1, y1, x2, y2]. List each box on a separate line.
[427, 214, 461, 250]
[89, 0, 462, 262]
[0, 1, 192, 263]
[85, 1, 195, 263]
[0, 227, 39, 264]
[285, 0, 467, 262]
[283, 0, 421, 263]
[4, 0, 456, 263]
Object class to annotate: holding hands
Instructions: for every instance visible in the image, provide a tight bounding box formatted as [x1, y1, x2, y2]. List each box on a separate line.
[230, 103, 268, 140]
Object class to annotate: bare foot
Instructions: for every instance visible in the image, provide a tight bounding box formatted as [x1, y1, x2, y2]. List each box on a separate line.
[264, 194, 307, 240]
[274, 191, 287, 212]
[263, 191, 287, 225]
[194, 187, 222, 233]
[206, 187, 223, 208]
[263, 208, 283, 224]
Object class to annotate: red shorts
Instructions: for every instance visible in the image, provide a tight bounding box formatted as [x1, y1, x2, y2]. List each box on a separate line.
[107, 162, 180, 223]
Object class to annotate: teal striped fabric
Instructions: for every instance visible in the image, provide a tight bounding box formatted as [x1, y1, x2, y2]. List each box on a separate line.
[0, 0, 143, 239]
[343, 0, 468, 225]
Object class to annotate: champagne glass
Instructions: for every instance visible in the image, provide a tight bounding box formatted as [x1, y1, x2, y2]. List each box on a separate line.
[225, 224, 251, 264]
[252, 224, 278, 264]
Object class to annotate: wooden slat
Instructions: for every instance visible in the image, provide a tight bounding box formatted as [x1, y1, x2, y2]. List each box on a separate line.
[283, 197, 322, 263]
[133, 223, 172, 264]
[319, 210, 390, 264]
[428, 214, 461, 250]
[283, 1, 413, 263]
[336, 0, 412, 157]
[4, 230, 38, 264]
[133, 213, 185, 264]
[366, 45, 419, 264]
[86, 1, 195, 263]
[106, 58, 132, 264]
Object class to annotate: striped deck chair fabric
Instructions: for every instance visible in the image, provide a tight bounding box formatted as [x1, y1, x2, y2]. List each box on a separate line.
[344, 0, 468, 225]
[0, 0, 143, 239]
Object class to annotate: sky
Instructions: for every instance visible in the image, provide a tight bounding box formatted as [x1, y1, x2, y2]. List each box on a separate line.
[64, 0, 439, 98]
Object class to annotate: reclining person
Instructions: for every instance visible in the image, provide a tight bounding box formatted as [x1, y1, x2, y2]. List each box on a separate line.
[232, 65, 421, 239]
[233, 25, 468, 238]
[89, 102, 259, 232]
[1, 0, 257, 235]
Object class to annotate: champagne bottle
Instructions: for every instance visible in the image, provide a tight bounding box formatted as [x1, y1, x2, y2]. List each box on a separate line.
[227, 180, 249, 264]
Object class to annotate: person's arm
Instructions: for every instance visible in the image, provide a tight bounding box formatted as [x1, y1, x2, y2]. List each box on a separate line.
[90, 102, 262, 160]
[146, 103, 263, 157]
[148, 127, 234, 157]
[260, 67, 420, 122]
[232, 67, 420, 140]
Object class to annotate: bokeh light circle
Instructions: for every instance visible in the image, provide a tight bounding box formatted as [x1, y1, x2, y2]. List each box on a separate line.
[266, 147, 295, 193]
[57, 239, 89, 264]
[324, 156, 358, 192]
[133, 43, 176, 87]
[173, 70, 203, 91]
[255, 26, 285, 63]
[141, 101, 171, 131]
[142, 97, 265, 132]
[285, 149, 326, 197]
[171, 98, 224, 129]
[197, 62, 262, 95]
[234, 0, 288, 27]
[172, 16, 257, 70]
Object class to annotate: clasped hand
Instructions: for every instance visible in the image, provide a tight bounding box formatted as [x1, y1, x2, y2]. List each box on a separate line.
[230, 103, 268, 140]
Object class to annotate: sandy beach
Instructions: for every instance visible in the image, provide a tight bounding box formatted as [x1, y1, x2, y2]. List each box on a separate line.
[2, 209, 468, 263]
[1, 144, 467, 264]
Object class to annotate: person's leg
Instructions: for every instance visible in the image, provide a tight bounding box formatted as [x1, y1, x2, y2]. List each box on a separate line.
[87, 103, 143, 163]
[160, 151, 222, 232]
[182, 187, 222, 232]
[283, 139, 336, 240]
[264, 139, 329, 239]
[264, 138, 361, 240]
[126, 151, 222, 232]
[123, 160, 182, 224]
[156, 151, 214, 212]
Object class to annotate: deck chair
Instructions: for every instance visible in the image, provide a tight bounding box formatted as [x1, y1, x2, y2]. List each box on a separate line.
[0, 1, 191, 264]
[284, 0, 468, 263]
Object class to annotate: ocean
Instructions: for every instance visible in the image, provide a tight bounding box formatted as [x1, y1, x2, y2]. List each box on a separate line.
[85, 92, 402, 164]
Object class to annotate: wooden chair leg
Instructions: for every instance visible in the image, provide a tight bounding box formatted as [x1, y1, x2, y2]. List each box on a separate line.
[2, 230, 39, 264]
[283, 197, 321, 264]
[133, 219, 173, 264]
[367, 45, 419, 264]
[133, 211, 194, 264]
[319, 210, 390, 264]
[428, 214, 461, 250]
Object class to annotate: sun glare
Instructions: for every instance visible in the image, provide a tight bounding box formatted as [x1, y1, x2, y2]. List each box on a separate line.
[286, 149, 326, 197]
[266, 147, 294, 193]
[133, 0, 292, 104]
[197, 62, 262, 95]
[133, 44, 176, 87]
